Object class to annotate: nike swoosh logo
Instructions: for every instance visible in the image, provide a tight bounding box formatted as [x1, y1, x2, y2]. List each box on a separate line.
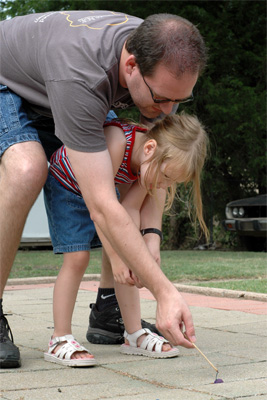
[101, 294, 116, 300]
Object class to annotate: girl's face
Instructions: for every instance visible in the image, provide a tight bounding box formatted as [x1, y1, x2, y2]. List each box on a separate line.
[140, 160, 185, 191]
[139, 140, 186, 191]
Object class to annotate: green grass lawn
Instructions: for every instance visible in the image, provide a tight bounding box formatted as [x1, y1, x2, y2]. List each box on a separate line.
[11, 249, 267, 294]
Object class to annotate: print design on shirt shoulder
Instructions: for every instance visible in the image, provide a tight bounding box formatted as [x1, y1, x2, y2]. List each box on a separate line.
[34, 12, 60, 23]
[60, 11, 129, 30]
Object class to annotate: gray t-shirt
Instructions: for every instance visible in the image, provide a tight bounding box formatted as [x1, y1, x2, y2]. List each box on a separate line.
[0, 10, 143, 152]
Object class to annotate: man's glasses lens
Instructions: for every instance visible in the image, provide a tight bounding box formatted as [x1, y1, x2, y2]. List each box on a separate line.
[143, 76, 193, 104]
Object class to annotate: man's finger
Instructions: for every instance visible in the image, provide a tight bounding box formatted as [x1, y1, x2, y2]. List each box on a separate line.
[160, 325, 195, 348]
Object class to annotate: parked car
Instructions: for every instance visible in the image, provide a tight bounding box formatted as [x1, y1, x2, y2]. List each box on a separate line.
[222, 194, 267, 251]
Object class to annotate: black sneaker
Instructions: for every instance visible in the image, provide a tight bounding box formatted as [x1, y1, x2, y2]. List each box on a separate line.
[0, 315, 21, 368]
[86, 303, 162, 345]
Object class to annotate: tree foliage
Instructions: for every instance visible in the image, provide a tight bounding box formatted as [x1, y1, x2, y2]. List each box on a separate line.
[1, 0, 266, 248]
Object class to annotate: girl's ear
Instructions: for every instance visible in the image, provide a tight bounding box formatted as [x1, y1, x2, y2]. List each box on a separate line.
[125, 54, 138, 75]
[144, 139, 157, 156]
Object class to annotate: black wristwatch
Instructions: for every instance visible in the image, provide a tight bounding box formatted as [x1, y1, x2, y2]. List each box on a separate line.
[140, 228, 163, 243]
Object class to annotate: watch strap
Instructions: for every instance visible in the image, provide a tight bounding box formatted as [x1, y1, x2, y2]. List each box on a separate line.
[140, 228, 163, 242]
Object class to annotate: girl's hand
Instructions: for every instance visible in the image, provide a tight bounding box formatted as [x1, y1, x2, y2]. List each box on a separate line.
[129, 270, 144, 288]
[112, 262, 135, 286]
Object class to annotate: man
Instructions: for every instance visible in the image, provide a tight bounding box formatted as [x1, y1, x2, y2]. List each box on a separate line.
[0, 10, 207, 368]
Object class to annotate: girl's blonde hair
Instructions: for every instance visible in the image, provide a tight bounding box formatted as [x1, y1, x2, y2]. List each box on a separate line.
[139, 112, 209, 240]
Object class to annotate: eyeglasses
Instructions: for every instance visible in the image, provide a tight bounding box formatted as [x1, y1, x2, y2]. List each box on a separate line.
[142, 76, 194, 104]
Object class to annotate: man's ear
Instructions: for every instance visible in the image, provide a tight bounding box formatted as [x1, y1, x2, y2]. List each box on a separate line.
[144, 139, 157, 156]
[125, 54, 138, 75]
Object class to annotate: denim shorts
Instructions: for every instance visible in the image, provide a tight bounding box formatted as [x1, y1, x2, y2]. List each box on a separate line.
[44, 172, 120, 254]
[0, 84, 43, 157]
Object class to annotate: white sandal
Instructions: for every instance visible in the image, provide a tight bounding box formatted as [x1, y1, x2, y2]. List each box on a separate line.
[44, 334, 97, 367]
[120, 328, 179, 359]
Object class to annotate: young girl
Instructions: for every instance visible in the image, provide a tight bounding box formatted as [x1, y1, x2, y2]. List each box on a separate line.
[43, 112, 208, 367]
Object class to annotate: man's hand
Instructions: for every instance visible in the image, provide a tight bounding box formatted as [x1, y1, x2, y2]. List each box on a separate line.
[155, 285, 196, 348]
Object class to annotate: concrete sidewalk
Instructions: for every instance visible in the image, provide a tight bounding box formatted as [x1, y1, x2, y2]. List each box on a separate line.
[1, 279, 267, 400]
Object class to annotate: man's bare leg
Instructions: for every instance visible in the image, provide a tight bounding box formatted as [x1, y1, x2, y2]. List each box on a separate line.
[0, 142, 47, 294]
[98, 248, 114, 289]
[86, 248, 122, 344]
[0, 142, 47, 368]
[94, 249, 118, 310]
[86, 249, 161, 345]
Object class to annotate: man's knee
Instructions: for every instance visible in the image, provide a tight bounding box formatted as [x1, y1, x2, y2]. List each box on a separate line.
[1, 142, 48, 193]
[16, 156, 48, 189]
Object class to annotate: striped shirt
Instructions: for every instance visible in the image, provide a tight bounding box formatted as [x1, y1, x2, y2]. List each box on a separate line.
[49, 120, 147, 196]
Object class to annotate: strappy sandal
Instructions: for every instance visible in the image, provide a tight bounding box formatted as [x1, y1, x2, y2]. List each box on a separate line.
[120, 328, 179, 359]
[44, 334, 97, 367]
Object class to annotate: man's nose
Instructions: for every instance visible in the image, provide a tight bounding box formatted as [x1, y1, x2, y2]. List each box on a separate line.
[158, 102, 175, 115]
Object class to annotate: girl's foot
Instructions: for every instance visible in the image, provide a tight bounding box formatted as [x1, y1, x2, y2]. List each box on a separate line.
[125, 333, 172, 352]
[51, 337, 93, 360]
[44, 334, 97, 367]
[120, 328, 179, 359]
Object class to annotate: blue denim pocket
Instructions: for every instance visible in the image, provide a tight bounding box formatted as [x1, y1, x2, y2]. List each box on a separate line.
[0, 85, 21, 135]
[0, 85, 42, 157]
